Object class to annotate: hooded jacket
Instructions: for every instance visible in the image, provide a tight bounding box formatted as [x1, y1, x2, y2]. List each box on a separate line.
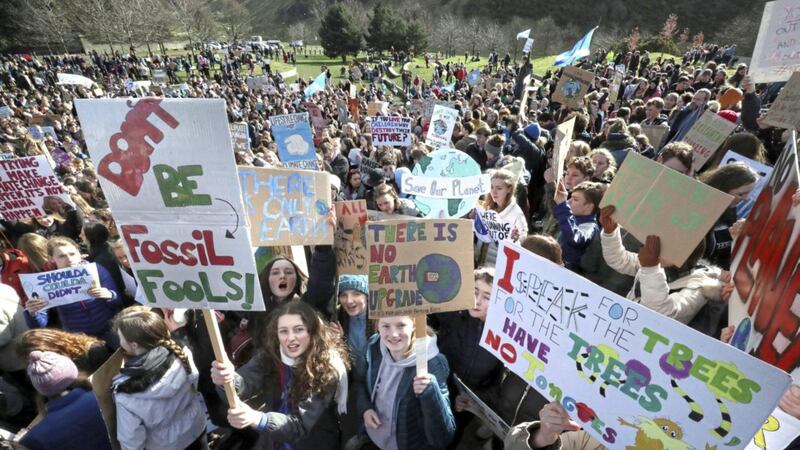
[0, 283, 27, 372]
[601, 227, 724, 324]
[113, 354, 206, 450]
[355, 333, 456, 450]
[599, 133, 637, 167]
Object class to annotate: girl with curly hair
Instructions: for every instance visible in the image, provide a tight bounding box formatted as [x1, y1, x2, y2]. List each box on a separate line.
[112, 308, 207, 450]
[16, 328, 110, 374]
[211, 300, 350, 450]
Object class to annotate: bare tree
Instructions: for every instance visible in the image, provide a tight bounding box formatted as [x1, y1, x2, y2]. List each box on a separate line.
[481, 21, 506, 55]
[15, 0, 74, 53]
[130, 0, 175, 56]
[430, 13, 462, 58]
[63, 0, 122, 53]
[166, 0, 216, 55]
[462, 17, 482, 56]
[216, 0, 251, 43]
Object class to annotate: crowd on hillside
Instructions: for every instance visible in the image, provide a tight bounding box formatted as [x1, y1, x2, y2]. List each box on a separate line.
[0, 37, 797, 450]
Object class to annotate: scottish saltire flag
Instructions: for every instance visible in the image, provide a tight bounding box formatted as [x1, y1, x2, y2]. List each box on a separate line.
[516, 29, 531, 40]
[304, 72, 327, 98]
[554, 26, 598, 67]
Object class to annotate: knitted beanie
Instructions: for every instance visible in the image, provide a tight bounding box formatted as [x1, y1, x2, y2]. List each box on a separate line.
[339, 275, 368, 296]
[27, 350, 78, 397]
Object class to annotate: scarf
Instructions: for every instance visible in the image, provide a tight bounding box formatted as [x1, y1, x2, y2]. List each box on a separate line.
[115, 346, 171, 394]
[279, 347, 349, 414]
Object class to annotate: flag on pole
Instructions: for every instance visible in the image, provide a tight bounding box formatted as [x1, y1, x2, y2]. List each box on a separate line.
[304, 72, 327, 98]
[516, 29, 531, 40]
[554, 26, 599, 68]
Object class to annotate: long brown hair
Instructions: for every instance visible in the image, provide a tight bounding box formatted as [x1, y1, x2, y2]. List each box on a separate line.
[16, 328, 105, 362]
[17, 233, 50, 271]
[482, 169, 517, 212]
[263, 301, 349, 401]
[112, 308, 192, 375]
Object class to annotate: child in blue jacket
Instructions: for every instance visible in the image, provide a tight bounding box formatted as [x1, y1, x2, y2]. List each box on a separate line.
[553, 180, 603, 272]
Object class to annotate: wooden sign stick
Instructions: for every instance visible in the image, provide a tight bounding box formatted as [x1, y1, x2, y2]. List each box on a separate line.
[415, 314, 428, 376]
[202, 309, 239, 408]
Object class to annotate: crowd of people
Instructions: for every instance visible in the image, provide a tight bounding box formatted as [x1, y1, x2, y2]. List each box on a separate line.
[0, 35, 797, 450]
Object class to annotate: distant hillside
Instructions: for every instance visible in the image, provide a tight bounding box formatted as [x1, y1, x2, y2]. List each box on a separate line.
[248, 0, 766, 56]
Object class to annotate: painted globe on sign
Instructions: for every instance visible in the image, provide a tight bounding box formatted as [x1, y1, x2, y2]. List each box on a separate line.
[415, 253, 461, 303]
[411, 148, 481, 218]
[730, 317, 751, 351]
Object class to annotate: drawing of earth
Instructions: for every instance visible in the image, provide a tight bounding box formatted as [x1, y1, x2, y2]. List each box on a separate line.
[416, 253, 461, 303]
[411, 148, 481, 218]
[730, 317, 751, 351]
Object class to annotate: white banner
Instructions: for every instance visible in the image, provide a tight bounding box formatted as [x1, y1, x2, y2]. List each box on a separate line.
[401, 173, 489, 198]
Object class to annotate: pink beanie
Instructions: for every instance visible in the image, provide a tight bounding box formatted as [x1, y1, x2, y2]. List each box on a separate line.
[27, 350, 79, 397]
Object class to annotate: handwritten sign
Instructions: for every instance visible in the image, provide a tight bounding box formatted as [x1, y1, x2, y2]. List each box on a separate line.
[229, 122, 250, 153]
[305, 102, 327, 143]
[334, 200, 368, 275]
[641, 124, 668, 151]
[600, 152, 733, 266]
[425, 105, 458, 149]
[609, 70, 624, 105]
[684, 111, 738, 173]
[271, 113, 318, 170]
[19, 264, 99, 310]
[750, 0, 800, 83]
[239, 166, 333, 246]
[453, 375, 509, 439]
[411, 148, 482, 218]
[728, 135, 800, 380]
[744, 407, 800, 450]
[366, 219, 474, 318]
[0, 155, 72, 220]
[553, 117, 576, 194]
[152, 70, 168, 83]
[763, 71, 800, 130]
[75, 98, 264, 311]
[371, 116, 412, 147]
[482, 242, 791, 450]
[553, 66, 593, 109]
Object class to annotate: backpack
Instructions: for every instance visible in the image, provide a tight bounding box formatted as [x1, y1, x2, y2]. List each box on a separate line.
[0, 249, 32, 304]
[226, 318, 254, 368]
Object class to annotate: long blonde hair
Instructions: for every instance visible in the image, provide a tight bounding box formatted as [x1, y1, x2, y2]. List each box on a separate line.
[482, 169, 517, 212]
[17, 233, 50, 271]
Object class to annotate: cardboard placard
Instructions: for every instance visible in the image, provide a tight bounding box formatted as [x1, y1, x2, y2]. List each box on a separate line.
[305, 102, 327, 142]
[750, 0, 800, 83]
[744, 407, 800, 450]
[75, 98, 264, 311]
[763, 71, 800, 130]
[366, 219, 474, 318]
[453, 375, 509, 439]
[482, 242, 792, 450]
[19, 263, 99, 310]
[247, 75, 269, 92]
[239, 166, 334, 246]
[152, 69, 168, 83]
[57, 73, 94, 88]
[600, 152, 733, 267]
[229, 122, 250, 153]
[334, 200, 368, 275]
[371, 116, 412, 147]
[553, 117, 576, 194]
[720, 151, 773, 219]
[684, 110, 738, 173]
[0, 155, 72, 220]
[90, 350, 123, 450]
[271, 113, 318, 170]
[609, 70, 624, 105]
[410, 148, 482, 218]
[424, 105, 458, 149]
[641, 124, 668, 151]
[368, 101, 387, 117]
[728, 136, 800, 380]
[553, 66, 593, 109]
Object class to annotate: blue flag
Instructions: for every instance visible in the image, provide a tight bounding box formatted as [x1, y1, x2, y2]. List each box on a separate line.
[304, 72, 327, 98]
[554, 27, 598, 68]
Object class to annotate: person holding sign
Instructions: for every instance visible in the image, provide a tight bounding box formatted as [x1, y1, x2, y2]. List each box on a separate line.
[24, 237, 122, 343]
[112, 308, 208, 450]
[354, 315, 456, 450]
[373, 183, 422, 217]
[476, 169, 528, 267]
[211, 301, 349, 450]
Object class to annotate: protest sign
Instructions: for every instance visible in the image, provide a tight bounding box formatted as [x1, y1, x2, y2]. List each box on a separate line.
[552, 66, 593, 109]
[473, 206, 515, 243]
[337, 101, 348, 124]
[641, 124, 668, 151]
[334, 200, 368, 275]
[522, 38, 535, 54]
[0, 155, 72, 220]
[281, 68, 298, 79]
[425, 104, 458, 149]
[750, 0, 800, 83]
[19, 263, 100, 310]
[482, 241, 791, 450]
[366, 219, 474, 318]
[27, 126, 58, 142]
[75, 98, 264, 311]
[410, 148, 482, 218]
[239, 166, 333, 246]
[151, 69, 168, 83]
[271, 112, 319, 170]
[684, 110, 738, 173]
[305, 102, 327, 143]
[91, 350, 124, 450]
[0, 154, 15, 161]
[0, 106, 12, 118]
[763, 71, 800, 130]
[728, 136, 800, 380]
[359, 158, 385, 187]
[368, 102, 387, 117]
[371, 116, 412, 147]
[229, 122, 250, 154]
[348, 98, 360, 124]
[553, 117, 576, 194]
[720, 151, 773, 219]
[744, 407, 800, 450]
[247, 75, 269, 92]
[609, 70, 624, 104]
[600, 152, 733, 266]
[453, 375, 509, 439]
[56, 73, 94, 88]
